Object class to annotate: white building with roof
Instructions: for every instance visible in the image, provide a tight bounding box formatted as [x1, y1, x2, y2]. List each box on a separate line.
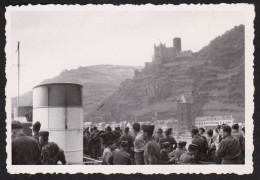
[195, 115, 234, 130]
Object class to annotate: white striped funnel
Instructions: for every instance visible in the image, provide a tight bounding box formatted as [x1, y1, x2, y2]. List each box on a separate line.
[33, 83, 83, 164]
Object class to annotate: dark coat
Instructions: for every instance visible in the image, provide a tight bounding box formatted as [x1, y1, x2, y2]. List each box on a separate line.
[12, 133, 41, 165]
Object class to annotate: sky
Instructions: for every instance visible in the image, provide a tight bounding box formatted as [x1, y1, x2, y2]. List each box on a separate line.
[8, 7, 245, 96]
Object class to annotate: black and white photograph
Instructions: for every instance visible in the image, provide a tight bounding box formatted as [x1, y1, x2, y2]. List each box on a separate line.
[5, 4, 254, 174]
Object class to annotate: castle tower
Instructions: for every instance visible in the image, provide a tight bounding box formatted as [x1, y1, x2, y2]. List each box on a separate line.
[173, 37, 182, 51]
[177, 95, 191, 134]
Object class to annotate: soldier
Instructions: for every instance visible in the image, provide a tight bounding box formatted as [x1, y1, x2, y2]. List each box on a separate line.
[179, 144, 198, 164]
[102, 140, 116, 165]
[191, 127, 208, 162]
[30, 121, 41, 141]
[39, 131, 66, 165]
[119, 127, 134, 155]
[168, 141, 187, 162]
[159, 128, 177, 151]
[133, 122, 145, 165]
[142, 125, 161, 165]
[154, 128, 164, 143]
[232, 124, 245, 164]
[12, 121, 41, 165]
[217, 125, 241, 164]
[88, 127, 102, 159]
[109, 141, 132, 165]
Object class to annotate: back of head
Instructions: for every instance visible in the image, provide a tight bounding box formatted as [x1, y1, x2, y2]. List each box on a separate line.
[222, 124, 231, 134]
[124, 127, 129, 133]
[191, 127, 199, 135]
[157, 128, 163, 134]
[33, 121, 41, 132]
[105, 126, 112, 132]
[115, 127, 120, 131]
[39, 131, 49, 141]
[199, 127, 205, 134]
[142, 125, 154, 136]
[165, 128, 172, 136]
[93, 126, 97, 131]
[133, 122, 140, 132]
[178, 141, 187, 148]
[120, 140, 128, 149]
[12, 121, 23, 130]
[207, 129, 213, 137]
[188, 144, 198, 152]
[242, 127, 245, 133]
[232, 124, 239, 131]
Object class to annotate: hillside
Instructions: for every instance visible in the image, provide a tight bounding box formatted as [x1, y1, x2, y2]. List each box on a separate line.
[91, 25, 245, 123]
[12, 65, 142, 121]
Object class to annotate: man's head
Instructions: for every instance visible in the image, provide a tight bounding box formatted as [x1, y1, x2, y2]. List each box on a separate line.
[133, 122, 141, 133]
[115, 127, 120, 132]
[198, 128, 205, 136]
[221, 124, 232, 139]
[215, 125, 221, 134]
[105, 126, 112, 132]
[93, 126, 97, 131]
[232, 124, 239, 133]
[188, 144, 198, 155]
[39, 131, 49, 144]
[157, 128, 163, 135]
[32, 121, 41, 133]
[120, 141, 128, 151]
[142, 125, 154, 140]
[190, 127, 199, 138]
[165, 128, 172, 136]
[124, 127, 129, 134]
[177, 141, 187, 149]
[242, 127, 245, 135]
[12, 121, 23, 139]
[207, 129, 213, 137]
[107, 140, 116, 150]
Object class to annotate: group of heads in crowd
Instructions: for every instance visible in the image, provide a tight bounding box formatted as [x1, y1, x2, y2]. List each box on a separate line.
[12, 120, 66, 165]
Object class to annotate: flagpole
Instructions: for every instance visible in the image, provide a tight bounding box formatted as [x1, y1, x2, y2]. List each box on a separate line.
[17, 41, 20, 108]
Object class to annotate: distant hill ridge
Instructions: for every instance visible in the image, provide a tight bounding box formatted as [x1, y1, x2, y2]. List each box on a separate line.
[12, 65, 142, 121]
[91, 25, 245, 123]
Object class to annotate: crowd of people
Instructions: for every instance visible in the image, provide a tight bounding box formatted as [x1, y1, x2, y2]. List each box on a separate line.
[12, 121, 66, 165]
[84, 122, 245, 165]
[11, 119, 245, 165]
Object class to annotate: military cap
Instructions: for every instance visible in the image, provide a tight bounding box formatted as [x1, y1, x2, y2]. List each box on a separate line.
[178, 141, 187, 147]
[30, 121, 41, 130]
[142, 125, 155, 133]
[190, 127, 199, 134]
[232, 123, 239, 130]
[39, 131, 49, 138]
[12, 121, 23, 130]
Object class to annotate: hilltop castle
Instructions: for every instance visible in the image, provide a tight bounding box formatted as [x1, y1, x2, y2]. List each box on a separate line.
[152, 37, 193, 64]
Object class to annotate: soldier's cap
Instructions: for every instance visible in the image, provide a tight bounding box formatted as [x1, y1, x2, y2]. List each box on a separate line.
[30, 121, 41, 129]
[178, 141, 187, 147]
[232, 123, 239, 130]
[157, 128, 163, 133]
[39, 131, 49, 138]
[12, 121, 23, 130]
[142, 125, 154, 133]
